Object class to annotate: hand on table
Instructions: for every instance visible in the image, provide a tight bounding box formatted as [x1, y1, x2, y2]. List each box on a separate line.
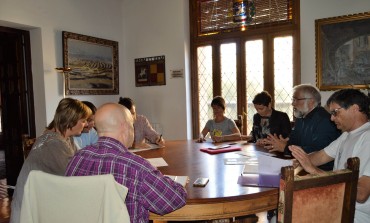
[211, 135, 223, 143]
[264, 134, 289, 153]
[156, 135, 165, 146]
[241, 135, 252, 141]
[132, 142, 152, 149]
[255, 138, 266, 146]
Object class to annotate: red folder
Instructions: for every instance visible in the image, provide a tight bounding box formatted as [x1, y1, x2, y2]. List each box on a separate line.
[200, 147, 241, 154]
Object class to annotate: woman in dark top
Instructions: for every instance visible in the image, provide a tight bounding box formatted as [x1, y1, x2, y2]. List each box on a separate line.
[244, 91, 292, 145]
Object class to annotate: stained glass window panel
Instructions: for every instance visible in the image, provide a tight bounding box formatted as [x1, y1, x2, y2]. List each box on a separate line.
[274, 36, 293, 120]
[199, 0, 294, 36]
[197, 46, 213, 134]
[220, 43, 237, 120]
[245, 40, 263, 133]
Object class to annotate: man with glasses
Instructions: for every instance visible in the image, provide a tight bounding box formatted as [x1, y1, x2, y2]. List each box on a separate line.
[265, 84, 340, 170]
[289, 88, 370, 223]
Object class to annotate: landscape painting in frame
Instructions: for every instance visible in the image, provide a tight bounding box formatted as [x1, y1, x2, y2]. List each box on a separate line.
[63, 31, 119, 95]
[315, 12, 370, 90]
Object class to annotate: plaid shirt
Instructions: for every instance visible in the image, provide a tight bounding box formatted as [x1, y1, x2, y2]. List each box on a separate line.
[65, 137, 187, 223]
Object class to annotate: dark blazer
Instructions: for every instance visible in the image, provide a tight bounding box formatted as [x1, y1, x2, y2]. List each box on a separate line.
[251, 108, 292, 142]
[284, 106, 341, 171]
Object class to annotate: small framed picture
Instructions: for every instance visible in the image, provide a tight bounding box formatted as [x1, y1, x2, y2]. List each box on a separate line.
[135, 55, 166, 87]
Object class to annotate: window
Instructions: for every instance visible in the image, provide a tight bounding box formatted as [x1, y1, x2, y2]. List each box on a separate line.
[190, 0, 300, 137]
[274, 36, 294, 125]
[245, 39, 264, 133]
[197, 46, 213, 131]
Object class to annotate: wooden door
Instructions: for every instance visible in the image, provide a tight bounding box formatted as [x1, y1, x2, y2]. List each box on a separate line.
[0, 26, 35, 189]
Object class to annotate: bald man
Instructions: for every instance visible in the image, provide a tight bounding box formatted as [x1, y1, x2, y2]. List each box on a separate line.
[65, 103, 187, 223]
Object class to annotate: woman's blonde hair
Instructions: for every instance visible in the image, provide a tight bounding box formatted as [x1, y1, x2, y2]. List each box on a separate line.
[47, 98, 92, 136]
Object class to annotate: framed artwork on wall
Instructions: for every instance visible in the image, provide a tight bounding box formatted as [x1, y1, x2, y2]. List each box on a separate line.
[62, 31, 119, 95]
[135, 55, 166, 87]
[316, 12, 370, 91]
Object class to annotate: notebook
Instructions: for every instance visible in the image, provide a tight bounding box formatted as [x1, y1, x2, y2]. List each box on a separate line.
[238, 154, 293, 187]
[237, 174, 280, 188]
[200, 146, 242, 154]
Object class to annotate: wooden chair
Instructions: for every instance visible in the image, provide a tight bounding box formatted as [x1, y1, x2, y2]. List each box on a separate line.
[278, 157, 359, 223]
[22, 134, 36, 160]
[234, 115, 243, 133]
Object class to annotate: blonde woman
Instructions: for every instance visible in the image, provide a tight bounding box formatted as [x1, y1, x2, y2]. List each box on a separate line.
[10, 98, 92, 223]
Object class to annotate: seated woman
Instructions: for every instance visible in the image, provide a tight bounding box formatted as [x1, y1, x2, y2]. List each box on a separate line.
[243, 91, 291, 145]
[10, 98, 92, 223]
[198, 96, 241, 143]
[118, 97, 165, 149]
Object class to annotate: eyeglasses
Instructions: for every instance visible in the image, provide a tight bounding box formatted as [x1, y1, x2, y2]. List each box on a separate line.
[329, 107, 343, 117]
[292, 97, 312, 103]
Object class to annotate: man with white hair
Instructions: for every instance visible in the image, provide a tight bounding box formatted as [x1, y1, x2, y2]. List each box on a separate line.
[265, 84, 340, 170]
[66, 103, 187, 223]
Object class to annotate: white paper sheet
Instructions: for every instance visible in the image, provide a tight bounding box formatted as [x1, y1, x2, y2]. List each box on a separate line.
[224, 157, 258, 165]
[165, 175, 189, 186]
[257, 154, 293, 174]
[242, 154, 293, 175]
[146, 157, 168, 167]
[130, 143, 164, 153]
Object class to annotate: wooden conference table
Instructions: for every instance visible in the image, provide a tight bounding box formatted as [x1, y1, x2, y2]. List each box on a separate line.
[135, 140, 281, 222]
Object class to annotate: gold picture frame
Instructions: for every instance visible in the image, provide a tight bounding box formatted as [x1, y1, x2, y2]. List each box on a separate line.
[63, 31, 119, 95]
[315, 12, 370, 91]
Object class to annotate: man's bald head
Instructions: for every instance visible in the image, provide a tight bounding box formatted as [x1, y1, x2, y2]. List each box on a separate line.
[95, 103, 134, 148]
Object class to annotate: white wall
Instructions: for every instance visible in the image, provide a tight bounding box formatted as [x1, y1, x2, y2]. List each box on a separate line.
[122, 0, 191, 140]
[0, 0, 124, 136]
[0, 0, 191, 140]
[300, 0, 370, 104]
[0, 0, 368, 138]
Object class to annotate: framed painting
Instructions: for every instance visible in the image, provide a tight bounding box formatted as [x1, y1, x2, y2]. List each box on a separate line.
[62, 31, 119, 95]
[316, 12, 370, 90]
[135, 55, 166, 87]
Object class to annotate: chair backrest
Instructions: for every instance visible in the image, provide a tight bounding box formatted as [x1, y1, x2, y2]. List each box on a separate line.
[22, 134, 36, 160]
[234, 115, 243, 133]
[20, 171, 130, 223]
[278, 157, 359, 223]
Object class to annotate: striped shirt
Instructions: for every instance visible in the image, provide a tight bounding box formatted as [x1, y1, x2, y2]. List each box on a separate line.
[65, 137, 187, 223]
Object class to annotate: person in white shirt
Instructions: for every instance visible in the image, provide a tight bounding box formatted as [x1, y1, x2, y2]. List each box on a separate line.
[289, 89, 370, 223]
